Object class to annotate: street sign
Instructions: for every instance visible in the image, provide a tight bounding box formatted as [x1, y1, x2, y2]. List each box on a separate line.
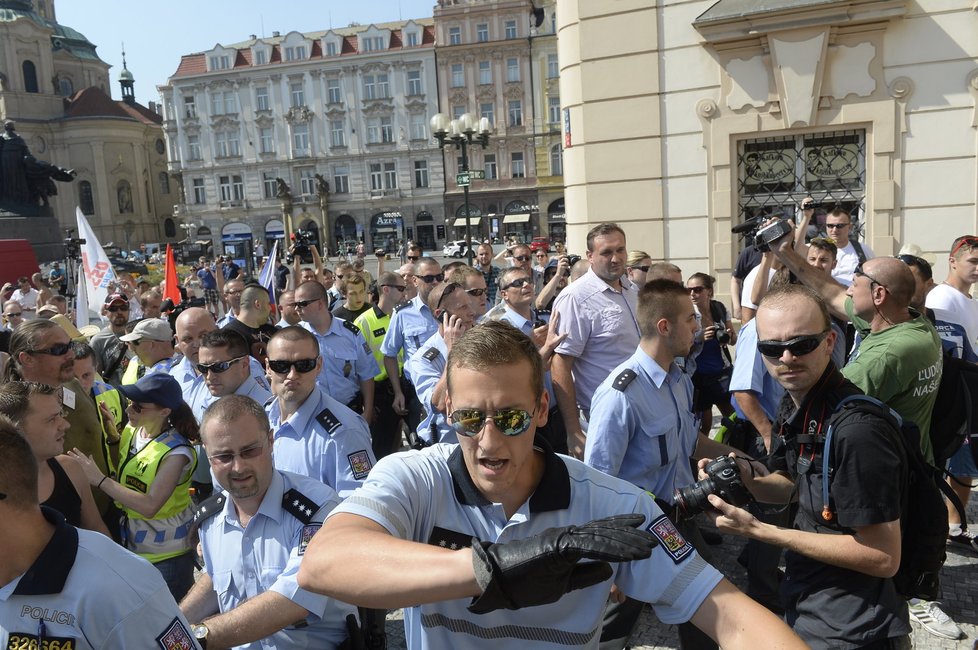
[456, 172, 470, 186]
[468, 170, 486, 180]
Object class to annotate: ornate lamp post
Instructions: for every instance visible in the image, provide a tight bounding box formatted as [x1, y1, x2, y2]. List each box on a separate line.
[430, 112, 490, 266]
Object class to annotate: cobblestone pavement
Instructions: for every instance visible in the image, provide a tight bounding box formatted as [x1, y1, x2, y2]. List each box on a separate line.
[383, 485, 978, 649]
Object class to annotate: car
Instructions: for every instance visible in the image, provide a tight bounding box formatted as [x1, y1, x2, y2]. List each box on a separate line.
[443, 240, 468, 258]
[529, 237, 550, 253]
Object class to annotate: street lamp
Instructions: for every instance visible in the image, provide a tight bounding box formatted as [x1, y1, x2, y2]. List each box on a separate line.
[431, 112, 490, 266]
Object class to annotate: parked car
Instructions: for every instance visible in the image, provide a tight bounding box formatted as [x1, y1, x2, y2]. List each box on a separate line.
[529, 237, 550, 253]
[443, 240, 468, 258]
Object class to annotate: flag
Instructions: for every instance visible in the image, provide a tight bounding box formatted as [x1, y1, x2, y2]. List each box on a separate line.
[74, 266, 89, 330]
[75, 207, 116, 316]
[162, 244, 182, 306]
[257, 239, 279, 310]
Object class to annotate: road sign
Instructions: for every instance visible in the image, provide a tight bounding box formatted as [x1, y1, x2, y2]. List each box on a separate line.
[456, 172, 470, 186]
[468, 170, 486, 180]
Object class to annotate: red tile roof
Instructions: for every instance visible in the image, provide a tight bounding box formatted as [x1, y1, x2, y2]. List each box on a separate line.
[63, 87, 162, 125]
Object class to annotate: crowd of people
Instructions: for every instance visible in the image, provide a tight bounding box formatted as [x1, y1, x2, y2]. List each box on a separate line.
[1, 214, 976, 650]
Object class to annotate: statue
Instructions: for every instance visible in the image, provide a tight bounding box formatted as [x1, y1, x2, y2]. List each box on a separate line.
[25, 159, 76, 206]
[314, 173, 330, 201]
[275, 177, 293, 214]
[0, 120, 75, 208]
[314, 173, 331, 256]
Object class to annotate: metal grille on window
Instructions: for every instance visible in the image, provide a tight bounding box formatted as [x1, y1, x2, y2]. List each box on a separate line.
[737, 129, 866, 239]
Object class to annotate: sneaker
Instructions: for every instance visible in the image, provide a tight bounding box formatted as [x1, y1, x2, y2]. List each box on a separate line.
[908, 600, 963, 640]
[947, 529, 978, 551]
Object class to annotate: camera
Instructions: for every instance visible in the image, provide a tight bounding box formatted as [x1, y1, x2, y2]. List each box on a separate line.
[287, 229, 316, 263]
[674, 456, 752, 518]
[565, 254, 581, 277]
[803, 200, 824, 210]
[710, 324, 731, 346]
[754, 219, 793, 252]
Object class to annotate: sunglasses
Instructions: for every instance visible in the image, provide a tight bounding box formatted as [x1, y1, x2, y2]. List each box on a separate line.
[502, 277, 531, 290]
[951, 236, 978, 258]
[418, 273, 445, 284]
[465, 287, 487, 297]
[196, 355, 247, 375]
[757, 330, 829, 359]
[897, 254, 931, 272]
[436, 282, 462, 310]
[825, 222, 850, 229]
[381, 284, 407, 292]
[293, 298, 321, 309]
[129, 402, 160, 413]
[106, 304, 129, 313]
[29, 342, 72, 357]
[449, 408, 534, 437]
[514, 255, 531, 262]
[4, 312, 23, 318]
[631, 265, 650, 273]
[267, 358, 318, 374]
[688, 286, 706, 294]
[854, 264, 888, 291]
[407, 255, 420, 261]
[208, 441, 265, 466]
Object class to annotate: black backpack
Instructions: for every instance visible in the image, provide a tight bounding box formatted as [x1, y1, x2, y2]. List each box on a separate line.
[928, 350, 978, 466]
[821, 395, 962, 600]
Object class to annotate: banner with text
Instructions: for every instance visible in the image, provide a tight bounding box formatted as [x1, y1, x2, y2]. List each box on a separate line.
[75, 207, 117, 315]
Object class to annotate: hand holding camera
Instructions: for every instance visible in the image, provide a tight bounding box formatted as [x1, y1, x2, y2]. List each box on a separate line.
[674, 456, 753, 518]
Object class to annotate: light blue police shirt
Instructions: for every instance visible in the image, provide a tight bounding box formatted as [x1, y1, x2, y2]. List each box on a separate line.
[266, 386, 375, 498]
[199, 471, 356, 649]
[189, 372, 272, 423]
[404, 332, 453, 444]
[332, 440, 722, 649]
[379, 295, 439, 381]
[729, 319, 785, 422]
[300, 318, 379, 406]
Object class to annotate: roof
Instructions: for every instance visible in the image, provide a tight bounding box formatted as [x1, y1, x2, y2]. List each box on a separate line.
[695, 0, 845, 23]
[63, 87, 162, 125]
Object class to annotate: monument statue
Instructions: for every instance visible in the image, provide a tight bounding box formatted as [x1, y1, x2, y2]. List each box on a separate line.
[0, 120, 75, 207]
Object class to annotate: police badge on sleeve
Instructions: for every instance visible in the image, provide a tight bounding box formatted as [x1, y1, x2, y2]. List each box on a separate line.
[156, 617, 195, 650]
[647, 515, 693, 564]
[347, 450, 373, 480]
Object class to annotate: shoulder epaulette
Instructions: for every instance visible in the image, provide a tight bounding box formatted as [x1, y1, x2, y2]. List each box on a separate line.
[613, 369, 638, 392]
[282, 488, 320, 525]
[422, 347, 440, 362]
[342, 319, 361, 335]
[192, 492, 227, 526]
[316, 407, 342, 434]
[393, 301, 413, 313]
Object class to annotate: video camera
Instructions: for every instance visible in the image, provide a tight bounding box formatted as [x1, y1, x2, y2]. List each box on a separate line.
[287, 229, 316, 263]
[62, 228, 86, 260]
[731, 216, 793, 252]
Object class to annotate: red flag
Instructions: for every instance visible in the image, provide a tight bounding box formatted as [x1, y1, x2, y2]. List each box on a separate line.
[163, 244, 182, 305]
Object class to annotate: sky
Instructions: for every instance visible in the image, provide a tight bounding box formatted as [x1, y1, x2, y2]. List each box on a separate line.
[56, 0, 437, 106]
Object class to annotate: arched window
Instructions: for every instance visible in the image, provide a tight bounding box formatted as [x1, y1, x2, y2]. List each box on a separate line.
[78, 181, 95, 215]
[159, 172, 170, 194]
[22, 60, 38, 93]
[550, 144, 563, 176]
[59, 77, 73, 97]
[163, 218, 177, 238]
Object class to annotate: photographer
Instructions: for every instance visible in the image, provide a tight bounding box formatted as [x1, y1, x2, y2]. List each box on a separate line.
[686, 273, 736, 436]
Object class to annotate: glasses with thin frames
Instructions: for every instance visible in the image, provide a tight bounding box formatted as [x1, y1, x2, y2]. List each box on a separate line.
[196, 355, 247, 375]
[757, 330, 829, 359]
[854, 264, 889, 291]
[449, 408, 534, 437]
[208, 441, 266, 465]
[267, 358, 318, 374]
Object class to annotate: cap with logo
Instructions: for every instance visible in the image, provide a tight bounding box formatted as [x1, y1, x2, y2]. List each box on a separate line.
[104, 293, 128, 306]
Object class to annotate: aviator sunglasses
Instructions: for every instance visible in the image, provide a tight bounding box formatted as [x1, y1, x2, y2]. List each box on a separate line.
[449, 408, 534, 437]
[757, 330, 829, 359]
[196, 355, 247, 375]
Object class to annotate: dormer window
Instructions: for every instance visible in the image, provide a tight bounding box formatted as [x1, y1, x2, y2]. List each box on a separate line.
[326, 41, 338, 56]
[285, 46, 306, 61]
[254, 49, 267, 65]
[405, 31, 419, 47]
[209, 55, 230, 70]
[363, 36, 385, 52]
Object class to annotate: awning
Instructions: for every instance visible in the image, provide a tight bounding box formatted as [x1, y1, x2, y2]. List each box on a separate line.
[502, 213, 530, 224]
[453, 217, 482, 227]
[373, 227, 397, 234]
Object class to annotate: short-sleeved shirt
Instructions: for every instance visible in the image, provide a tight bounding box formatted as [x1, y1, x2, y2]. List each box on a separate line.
[831, 240, 875, 287]
[585, 349, 697, 502]
[199, 471, 356, 649]
[925, 283, 978, 363]
[768, 366, 909, 648]
[729, 319, 785, 422]
[168, 354, 203, 394]
[332, 438, 723, 649]
[740, 266, 777, 311]
[405, 332, 452, 444]
[0, 507, 201, 649]
[380, 295, 439, 382]
[12, 288, 38, 313]
[196, 267, 217, 290]
[300, 318, 379, 406]
[189, 372, 272, 423]
[266, 386, 375, 497]
[479, 265, 501, 304]
[551, 269, 641, 411]
[497, 306, 557, 405]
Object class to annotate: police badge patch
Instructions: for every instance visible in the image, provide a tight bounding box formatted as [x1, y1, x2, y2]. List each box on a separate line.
[647, 515, 693, 564]
[156, 617, 195, 650]
[299, 524, 321, 555]
[348, 449, 373, 480]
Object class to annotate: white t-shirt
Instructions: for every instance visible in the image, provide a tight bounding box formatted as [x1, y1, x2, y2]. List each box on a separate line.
[832, 240, 875, 287]
[741, 266, 777, 311]
[925, 282, 978, 362]
[12, 287, 38, 312]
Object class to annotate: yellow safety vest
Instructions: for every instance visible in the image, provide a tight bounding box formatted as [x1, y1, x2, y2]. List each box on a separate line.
[356, 305, 403, 382]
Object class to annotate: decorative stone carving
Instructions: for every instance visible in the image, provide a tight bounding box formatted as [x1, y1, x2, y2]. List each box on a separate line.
[887, 76, 914, 100]
[285, 106, 314, 124]
[725, 56, 770, 110]
[450, 90, 468, 105]
[696, 99, 719, 120]
[504, 83, 524, 99]
[769, 32, 828, 127]
[824, 43, 876, 100]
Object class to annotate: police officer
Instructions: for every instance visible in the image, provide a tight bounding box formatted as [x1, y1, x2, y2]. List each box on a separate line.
[296, 321, 807, 650]
[180, 395, 355, 649]
[188, 330, 271, 423]
[264, 327, 375, 497]
[293, 280, 378, 424]
[169, 307, 218, 393]
[0, 419, 201, 649]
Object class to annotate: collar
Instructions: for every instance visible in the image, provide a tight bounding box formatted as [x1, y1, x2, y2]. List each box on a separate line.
[581, 268, 632, 296]
[270, 385, 325, 434]
[222, 470, 285, 527]
[446, 434, 570, 513]
[501, 305, 533, 334]
[633, 348, 672, 389]
[11, 507, 78, 595]
[372, 304, 387, 320]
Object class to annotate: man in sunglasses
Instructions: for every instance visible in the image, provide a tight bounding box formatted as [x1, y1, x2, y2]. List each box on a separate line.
[299, 320, 807, 650]
[823, 208, 874, 287]
[90, 293, 133, 385]
[264, 326, 375, 498]
[704, 285, 911, 649]
[188, 330, 271, 423]
[119, 318, 177, 384]
[447, 266, 489, 320]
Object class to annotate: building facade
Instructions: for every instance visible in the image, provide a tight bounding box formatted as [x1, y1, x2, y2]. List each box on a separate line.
[161, 20, 446, 265]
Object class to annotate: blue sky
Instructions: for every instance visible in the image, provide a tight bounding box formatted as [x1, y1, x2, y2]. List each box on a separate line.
[56, 0, 437, 105]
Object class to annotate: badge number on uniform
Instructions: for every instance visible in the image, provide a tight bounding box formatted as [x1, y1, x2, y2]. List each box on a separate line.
[156, 617, 195, 650]
[647, 515, 693, 564]
[348, 450, 373, 480]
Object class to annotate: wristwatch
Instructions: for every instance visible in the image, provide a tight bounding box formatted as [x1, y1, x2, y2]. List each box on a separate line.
[191, 623, 208, 649]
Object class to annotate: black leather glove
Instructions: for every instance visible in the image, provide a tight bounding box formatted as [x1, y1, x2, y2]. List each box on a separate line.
[468, 513, 657, 614]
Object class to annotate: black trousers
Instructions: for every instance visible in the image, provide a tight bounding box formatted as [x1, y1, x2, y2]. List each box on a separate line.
[371, 377, 404, 459]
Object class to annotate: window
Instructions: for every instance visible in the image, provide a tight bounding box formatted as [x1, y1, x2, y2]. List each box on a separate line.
[511, 152, 525, 178]
[290, 82, 305, 108]
[376, 74, 390, 98]
[218, 176, 244, 201]
[369, 163, 383, 191]
[262, 171, 277, 199]
[484, 154, 497, 180]
[299, 168, 316, 196]
[550, 144, 563, 175]
[409, 114, 426, 140]
[449, 27, 461, 45]
[292, 124, 310, 155]
[407, 70, 422, 95]
[367, 117, 394, 144]
[59, 77, 73, 96]
[452, 105, 466, 120]
[187, 135, 201, 160]
[78, 181, 94, 215]
[159, 172, 170, 194]
[255, 86, 269, 111]
[363, 36, 385, 52]
[414, 160, 429, 188]
[480, 102, 494, 125]
[22, 60, 38, 93]
[384, 162, 398, 189]
[183, 95, 196, 118]
[192, 178, 206, 204]
[259, 127, 274, 154]
[333, 166, 350, 193]
[451, 64, 464, 88]
[477, 23, 489, 42]
[363, 74, 389, 100]
[327, 78, 342, 104]
[209, 55, 230, 70]
[254, 49, 267, 65]
[508, 100, 523, 126]
[227, 131, 240, 156]
[547, 53, 558, 78]
[284, 45, 306, 61]
[479, 60, 491, 85]
[405, 31, 419, 47]
[506, 58, 520, 83]
[326, 41, 338, 56]
[219, 176, 231, 201]
[330, 119, 345, 147]
[505, 20, 517, 39]
[232, 175, 244, 200]
[548, 96, 561, 124]
[215, 131, 239, 157]
[210, 91, 235, 115]
[381, 117, 394, 143]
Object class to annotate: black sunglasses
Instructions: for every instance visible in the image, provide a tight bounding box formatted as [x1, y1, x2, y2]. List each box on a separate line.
[825, 222, 850, 229]
[465, 287, 487, 297]
[449, 408, 534, 436]
[29, 342, 72, 357]
[436, 283, 462, 310]
[854, 264, 888, 291]
[407, 255, 420, 261]
[129, 402, 159, 413]
[418, 273, 445, 284]
[196, 355, 247, 375]
[502, 277, 531, 291]
[293, 298, 321, 309]
[631, 265, 650, 273]
[267, 358, 318, 374]
[688, 286, 706, 294]
[514, 255, 531, 262]
[381, 284, 407, 292]
[897, 254, 931, 273]
[757, 330, 829, 359]
[106, 304, 129, 313]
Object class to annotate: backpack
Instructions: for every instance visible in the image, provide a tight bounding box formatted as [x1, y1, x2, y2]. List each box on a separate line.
[821, 395, 963, 600]
[928, 349, 978, 466]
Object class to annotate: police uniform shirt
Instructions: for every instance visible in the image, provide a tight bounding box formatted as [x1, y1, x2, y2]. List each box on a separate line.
[199, 471, 356, 649]
[299, 319, 379, 406]
[404, 332, 452, 444]
[0, 507, 201, 649]
[332, 438, 722, 649]
[379, 295, 439, 381]
[728, 319, 785, 422]
[216, 311, 237, 329]
[168, 355, 203, 394]
[189, 373, 272, 423]
[266, 386, 375, 498]
[584, 349, 698, 502]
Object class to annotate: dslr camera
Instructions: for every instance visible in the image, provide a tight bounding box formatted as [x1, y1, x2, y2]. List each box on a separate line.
[674, 456, 752, 517]
[709, 324, 731, 346]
